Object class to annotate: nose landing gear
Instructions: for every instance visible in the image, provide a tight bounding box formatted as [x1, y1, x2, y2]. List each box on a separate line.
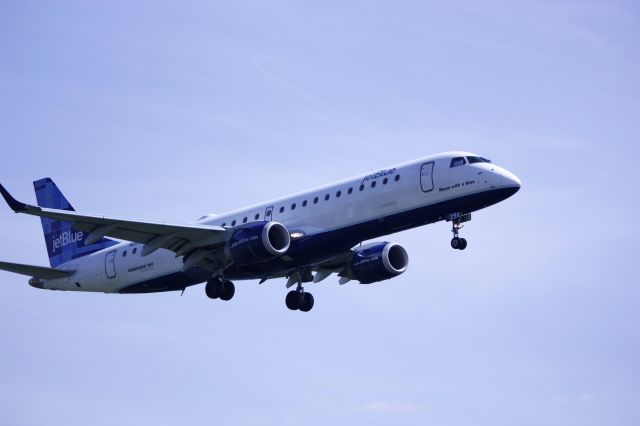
[447, 213, 471, 251]
[451, 235, 467, 250]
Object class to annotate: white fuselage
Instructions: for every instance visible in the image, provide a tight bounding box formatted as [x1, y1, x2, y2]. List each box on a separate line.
[39, 151, 520, 293]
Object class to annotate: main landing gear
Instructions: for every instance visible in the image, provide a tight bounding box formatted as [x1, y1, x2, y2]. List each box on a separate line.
[205, 276, 235, 301]
[448, 213, 471, 251]
[285, 283, 314, 312]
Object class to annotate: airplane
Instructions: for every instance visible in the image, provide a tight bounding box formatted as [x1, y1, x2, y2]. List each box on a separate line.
[0, 151, 520, 312]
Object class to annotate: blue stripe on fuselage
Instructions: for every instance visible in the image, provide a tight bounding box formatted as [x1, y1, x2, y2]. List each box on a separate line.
[224, 186, 518, 279]
[118, 187, 517, 293]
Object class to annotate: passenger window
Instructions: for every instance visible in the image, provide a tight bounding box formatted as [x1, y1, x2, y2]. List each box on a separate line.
[132, 247, 137, 254]
[279, 207, 285, 213]
[231, 220, 236, 226]
[313, 197, 319, 204]
[291, 203, 296, 210]
[450, 157, 466, 167]
[336, 190, 341, 198]
[222, 222, 226, 227]
[348, 187, 353, 194]
[302, 200, 307, 207]
[324, 194, 330, 201]
[122, 251, 127, 257]
[254, 213, 259, 220]
[371, 181, 376, 188]
[383, 178, 388, 185]
[243, 217, 248, 223]
[359, 184, 365, 191]
[395, 175, 400, 181]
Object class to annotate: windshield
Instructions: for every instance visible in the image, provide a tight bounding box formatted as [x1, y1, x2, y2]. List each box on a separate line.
[450, 157, 466, 167]
[467, 156, 491, 164]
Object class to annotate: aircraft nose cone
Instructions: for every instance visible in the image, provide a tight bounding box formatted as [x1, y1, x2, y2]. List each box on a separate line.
[501, 170, 522, 190]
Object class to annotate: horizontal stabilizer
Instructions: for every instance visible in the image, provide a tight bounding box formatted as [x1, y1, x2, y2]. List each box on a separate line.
[0, 260, 75, 279]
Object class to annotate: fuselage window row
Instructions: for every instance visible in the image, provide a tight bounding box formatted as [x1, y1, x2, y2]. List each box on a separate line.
[220, 174, 401, 227]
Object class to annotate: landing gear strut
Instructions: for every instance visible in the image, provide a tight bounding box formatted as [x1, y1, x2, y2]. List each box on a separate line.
[448, 213, 471, 250]
[205, 276, 235, 301]
[285, 283, 314, 312]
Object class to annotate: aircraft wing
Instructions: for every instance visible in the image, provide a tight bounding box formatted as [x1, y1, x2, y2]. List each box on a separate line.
[312, 250, 355, 284]
[276, 249, 355, 287]
[0, 183, 227, 268]
[0, 260, 75, 279]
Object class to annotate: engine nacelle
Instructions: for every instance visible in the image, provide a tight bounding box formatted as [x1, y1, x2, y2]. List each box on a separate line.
[225, 221, 290, 265]
[349, 242, 409, 284]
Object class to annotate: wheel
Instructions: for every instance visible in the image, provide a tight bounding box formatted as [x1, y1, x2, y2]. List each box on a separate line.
[205, 278, 222, 299]
[450, 237, 460, 249]
[286, 290, 300, 310]
[299, 292, 314, 312]
[220, 280, 235, 301]
[458, 238, 468, 250]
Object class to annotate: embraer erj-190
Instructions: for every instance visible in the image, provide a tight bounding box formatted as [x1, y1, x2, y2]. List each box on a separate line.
[0, 152, 520, 312]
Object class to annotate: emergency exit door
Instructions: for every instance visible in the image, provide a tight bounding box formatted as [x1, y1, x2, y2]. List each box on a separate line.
[105, 250, 116, 279]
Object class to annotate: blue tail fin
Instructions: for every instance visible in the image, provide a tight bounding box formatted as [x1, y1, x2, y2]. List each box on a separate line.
[33, 178, 117, 267]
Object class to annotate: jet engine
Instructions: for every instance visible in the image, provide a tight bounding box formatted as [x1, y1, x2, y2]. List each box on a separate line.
[226, 221, 290, 265]
[348, 242, 409, 284]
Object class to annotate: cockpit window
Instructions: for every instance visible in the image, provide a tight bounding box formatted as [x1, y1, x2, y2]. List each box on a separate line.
[467, 156, 491, 164]
[450, 157, 466, 168]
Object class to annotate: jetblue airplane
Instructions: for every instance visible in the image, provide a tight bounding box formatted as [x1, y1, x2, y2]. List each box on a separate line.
[0, 152, 520, 312]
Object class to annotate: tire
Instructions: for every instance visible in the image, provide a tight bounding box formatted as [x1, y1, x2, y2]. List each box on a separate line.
[299, 292, 314, 312]
[205, 278, 222, 299]
[285, 290, 300, 310]
[458, 238, 468, 250]
[220, 280, 235, 301]
[451, 237, 460, 249]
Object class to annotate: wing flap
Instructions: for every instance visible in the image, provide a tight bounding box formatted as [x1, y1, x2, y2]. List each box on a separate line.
[0, 261, 75, 279]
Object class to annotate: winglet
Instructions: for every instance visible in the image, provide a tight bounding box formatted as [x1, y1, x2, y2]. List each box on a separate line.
[0, 183, 28, 212]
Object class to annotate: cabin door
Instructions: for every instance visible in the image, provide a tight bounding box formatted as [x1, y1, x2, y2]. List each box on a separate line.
[420, 162, 434, 193]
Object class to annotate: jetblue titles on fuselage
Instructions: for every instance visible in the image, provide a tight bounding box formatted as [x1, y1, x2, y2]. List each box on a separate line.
[361, 168, 396, 185]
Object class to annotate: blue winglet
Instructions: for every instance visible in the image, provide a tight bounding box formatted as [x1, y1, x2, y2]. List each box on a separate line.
[0, 183, 28, 212]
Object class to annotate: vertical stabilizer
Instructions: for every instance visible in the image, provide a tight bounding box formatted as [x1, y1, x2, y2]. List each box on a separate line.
[33, 178, 117, 267]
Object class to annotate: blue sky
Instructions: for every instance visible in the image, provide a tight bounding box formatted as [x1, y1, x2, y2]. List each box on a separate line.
[1, 1, 638, 425]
